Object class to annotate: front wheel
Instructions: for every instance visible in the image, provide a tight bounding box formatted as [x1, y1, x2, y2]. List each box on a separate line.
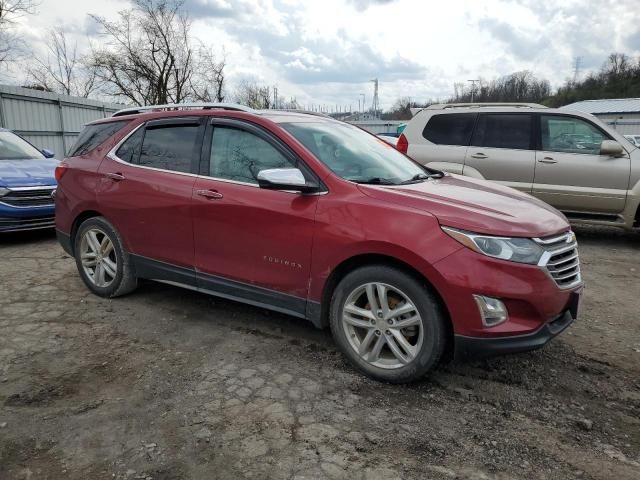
[73, 216, 137, 298]
[329, 265, 446, 383]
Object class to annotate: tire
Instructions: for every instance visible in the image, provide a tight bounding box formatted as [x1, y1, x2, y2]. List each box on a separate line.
[329, 265, 446, 383]
[73, 216, 137, 298]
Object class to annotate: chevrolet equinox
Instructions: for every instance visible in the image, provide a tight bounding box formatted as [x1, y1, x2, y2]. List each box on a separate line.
[55, 103, 583, 383]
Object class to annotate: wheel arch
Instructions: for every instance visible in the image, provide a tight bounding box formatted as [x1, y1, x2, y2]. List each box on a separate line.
[316, 253, 455, 360]
[69, 210, 107, 255]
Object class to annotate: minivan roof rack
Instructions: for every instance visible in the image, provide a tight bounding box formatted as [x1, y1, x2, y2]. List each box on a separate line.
[112, 102, 255, 117]
[427, 102, 547, 110]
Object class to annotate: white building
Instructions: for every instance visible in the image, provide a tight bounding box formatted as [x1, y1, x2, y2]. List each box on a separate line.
[561, 98, 640, 135]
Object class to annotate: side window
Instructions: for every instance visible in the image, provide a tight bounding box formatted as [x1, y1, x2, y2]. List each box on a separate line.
[115, 127, 144, 163]
[210, 127, 294, 184]
[471, 114, 532, 150]
[69, 120, 129, 157]
[137, 124, 199, 173]
[540, 115, 607, 155]
[422, 113, 475, 146]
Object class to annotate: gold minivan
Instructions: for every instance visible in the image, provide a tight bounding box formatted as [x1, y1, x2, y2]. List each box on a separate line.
[400, 103, 640, 230]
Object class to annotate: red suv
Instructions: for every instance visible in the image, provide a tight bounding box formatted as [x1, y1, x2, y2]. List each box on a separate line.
[55, 104, 583, 383]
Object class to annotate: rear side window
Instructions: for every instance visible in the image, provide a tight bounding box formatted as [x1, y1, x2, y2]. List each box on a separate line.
[115, 127, 144, 163]
[422, 113, 475, 146]
[136, 124, 199, 173]
[471, 114, 532, 150]
[69, 121, 128, 157]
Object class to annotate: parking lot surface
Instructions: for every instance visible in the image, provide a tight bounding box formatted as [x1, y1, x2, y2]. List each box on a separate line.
[1, 227, 639, 480]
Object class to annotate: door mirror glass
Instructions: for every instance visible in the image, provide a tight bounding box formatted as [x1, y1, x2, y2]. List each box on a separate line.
[600, 140, 624, 157]
[257, 168, 318, 193]
[41, 148, 55, 158]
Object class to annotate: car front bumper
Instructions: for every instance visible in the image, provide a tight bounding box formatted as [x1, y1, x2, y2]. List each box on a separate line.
[453, 291, 579, 360]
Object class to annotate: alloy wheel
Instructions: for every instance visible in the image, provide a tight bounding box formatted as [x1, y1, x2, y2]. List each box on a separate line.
[80, 228, 117, 288]
[341, 282, 424, 369]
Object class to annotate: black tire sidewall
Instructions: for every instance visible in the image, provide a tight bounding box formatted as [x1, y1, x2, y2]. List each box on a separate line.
[329, 265, 445, 383]
[73, 217, 127, 298]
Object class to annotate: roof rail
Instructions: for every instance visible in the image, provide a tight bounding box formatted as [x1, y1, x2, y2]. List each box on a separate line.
[112, 102, 255, 117]
[427, 102, 547, 110]
[267, 109, 332, 118]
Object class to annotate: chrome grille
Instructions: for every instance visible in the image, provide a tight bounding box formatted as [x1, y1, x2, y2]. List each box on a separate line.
[534, 231, 582, 289]
[0, 187, 55, 207]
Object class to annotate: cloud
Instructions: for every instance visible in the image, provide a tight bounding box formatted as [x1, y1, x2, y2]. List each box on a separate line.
[346, 0, 397, 10]
[477, 18, 544, 61]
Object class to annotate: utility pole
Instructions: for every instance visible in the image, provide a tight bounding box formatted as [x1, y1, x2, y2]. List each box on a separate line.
[273, 86, 278, 109]
[467, 79, 480, 102]
[360, 93, 365, 114]
[370, 78, 379, 118]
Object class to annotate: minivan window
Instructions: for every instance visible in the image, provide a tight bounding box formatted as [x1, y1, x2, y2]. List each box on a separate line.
[0, 131, 44, 160]
[422, 113, 475, 146]
[210, 127, 294, 184]
[471, 114, 532, 150]
[137, 124, 199, 173]
[69, 121, 128, 157]
[540, 115, 607, 155]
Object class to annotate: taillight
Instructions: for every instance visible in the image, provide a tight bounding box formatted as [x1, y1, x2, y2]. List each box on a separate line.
[54, 162, 68, 182]
[397, 133, 408, 154]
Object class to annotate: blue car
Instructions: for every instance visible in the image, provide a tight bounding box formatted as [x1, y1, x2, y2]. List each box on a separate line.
[0, 128, 58, 232]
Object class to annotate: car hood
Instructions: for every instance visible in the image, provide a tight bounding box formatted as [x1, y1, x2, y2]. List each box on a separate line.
[0, 158, 59, 188]
[358, 174, 569, 238]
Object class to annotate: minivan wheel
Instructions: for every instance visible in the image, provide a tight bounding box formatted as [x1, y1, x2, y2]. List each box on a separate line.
[329, 265, 446, 383]
[74, 217, 137, 298]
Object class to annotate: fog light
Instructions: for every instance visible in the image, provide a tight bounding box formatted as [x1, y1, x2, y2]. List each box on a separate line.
[473, 295, 508, 327]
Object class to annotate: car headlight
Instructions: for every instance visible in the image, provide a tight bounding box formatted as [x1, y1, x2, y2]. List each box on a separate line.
[442, 226, 544, 265]
[0, 187, 9, 197]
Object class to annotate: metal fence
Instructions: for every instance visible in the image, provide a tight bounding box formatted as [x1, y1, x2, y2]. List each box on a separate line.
[0, 85, 124, 156]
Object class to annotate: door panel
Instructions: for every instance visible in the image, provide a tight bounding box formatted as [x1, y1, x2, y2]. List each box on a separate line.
[532, 115, 630, 213]
[464, 114, 535, 192]
[193, 123, 318, 303]
[96, 120, 202, 269]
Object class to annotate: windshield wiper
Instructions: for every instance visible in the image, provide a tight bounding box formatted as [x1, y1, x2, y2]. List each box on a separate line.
[399, 171, 444, 184]
[352, 177, 397, 185]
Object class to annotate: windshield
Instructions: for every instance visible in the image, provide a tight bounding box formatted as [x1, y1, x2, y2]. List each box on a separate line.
[282, 121, 428, 184]
[0, 131, 44, 160]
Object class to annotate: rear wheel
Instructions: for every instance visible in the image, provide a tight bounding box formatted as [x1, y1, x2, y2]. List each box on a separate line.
[329, 265, 446, 383]
[74, 216, 137, 298]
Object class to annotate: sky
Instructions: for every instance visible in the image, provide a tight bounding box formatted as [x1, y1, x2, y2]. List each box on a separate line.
[5, 0, 640, 109]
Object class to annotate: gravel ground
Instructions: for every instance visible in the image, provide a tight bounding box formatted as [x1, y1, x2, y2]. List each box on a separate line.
[0, 226, 639, 480]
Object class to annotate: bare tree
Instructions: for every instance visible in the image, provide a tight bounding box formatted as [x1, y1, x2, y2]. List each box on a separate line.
[86, 0, 223, 106]
[0, 0, 38, 67]
[233, 81, 272, 109]
[26, 28, 97, 97]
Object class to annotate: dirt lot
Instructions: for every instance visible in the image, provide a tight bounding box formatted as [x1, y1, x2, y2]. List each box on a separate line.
[1, 227, 639, 480]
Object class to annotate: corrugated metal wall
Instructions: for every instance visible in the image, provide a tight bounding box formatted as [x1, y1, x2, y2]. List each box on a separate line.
[0, 85, 124, 156]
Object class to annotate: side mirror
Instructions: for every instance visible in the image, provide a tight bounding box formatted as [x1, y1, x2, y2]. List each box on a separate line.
[257, 168, 319, 193]
[41, 148, 55, 158]
[600, 140, 624, 157]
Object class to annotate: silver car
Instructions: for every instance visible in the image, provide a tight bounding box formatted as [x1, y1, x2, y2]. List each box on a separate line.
[400, 103, 640, 230]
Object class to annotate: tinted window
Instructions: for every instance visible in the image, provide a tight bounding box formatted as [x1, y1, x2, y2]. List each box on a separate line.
[422, 113, 475, 146]
[471, 114, 532, 150]
[540, 115, 607, 155]
[137, 125, 199, 173]
[0, 131, 44, 160]
[210, 127, 294, 184]
[69, 121, 128, 157]
[115, 127, 144, 163]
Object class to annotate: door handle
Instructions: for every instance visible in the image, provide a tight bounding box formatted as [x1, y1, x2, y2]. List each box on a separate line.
[196, 189, 224, 200]
[470, 153, 487, 159]
[105, 172, 125, 181]
[537, 157, 558, 164]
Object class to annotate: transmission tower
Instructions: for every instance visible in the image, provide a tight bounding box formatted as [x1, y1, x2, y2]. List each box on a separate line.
[572, 56, 583, 84]
[370, 78, 379, 117]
